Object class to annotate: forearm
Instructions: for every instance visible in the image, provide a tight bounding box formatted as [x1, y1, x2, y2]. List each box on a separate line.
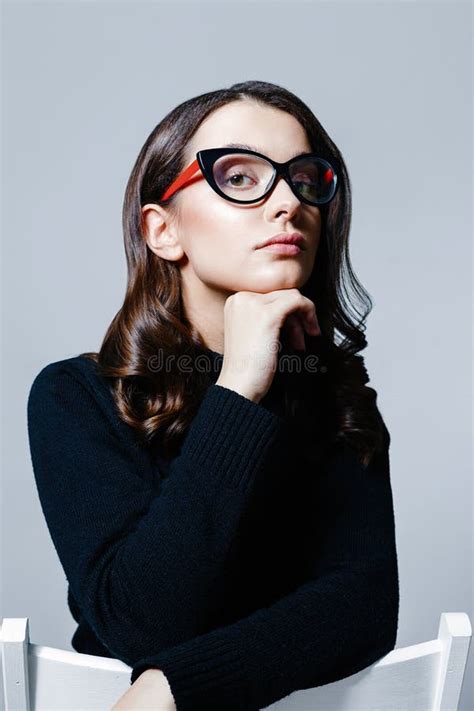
[128, 432, 399, 711]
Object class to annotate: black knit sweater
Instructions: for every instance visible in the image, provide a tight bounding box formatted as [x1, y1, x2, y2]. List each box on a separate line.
[26, 345, 399, 711]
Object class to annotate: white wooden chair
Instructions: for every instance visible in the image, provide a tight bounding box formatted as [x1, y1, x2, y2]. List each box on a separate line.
[1, 612, 471, 710]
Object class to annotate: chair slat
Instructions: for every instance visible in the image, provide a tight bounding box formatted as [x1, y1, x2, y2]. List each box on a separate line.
[1, 618, 30, 711]
[1, 613, 472, 710]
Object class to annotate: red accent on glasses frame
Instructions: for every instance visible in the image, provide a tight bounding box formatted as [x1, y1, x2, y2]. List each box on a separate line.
[160, 159, 202, 201]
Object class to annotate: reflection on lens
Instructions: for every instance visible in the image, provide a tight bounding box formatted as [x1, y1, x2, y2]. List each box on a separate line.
[289, 157, 336, 204]
[212, 153, 336, 204]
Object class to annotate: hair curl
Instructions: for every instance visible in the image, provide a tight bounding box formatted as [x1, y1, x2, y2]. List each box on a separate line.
[80, 80, 389, 469]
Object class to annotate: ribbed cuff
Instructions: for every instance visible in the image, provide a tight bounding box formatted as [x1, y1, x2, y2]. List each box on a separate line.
[179, 383, 284, 493]
[130, 628, 251, 711]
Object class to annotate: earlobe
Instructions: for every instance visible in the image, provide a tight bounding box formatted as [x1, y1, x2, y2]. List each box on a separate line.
[144, 232, 185, 262]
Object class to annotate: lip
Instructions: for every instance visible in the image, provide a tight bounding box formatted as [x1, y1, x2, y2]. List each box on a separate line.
[256, 232, 306, 250]
[260, 243, 302, 255]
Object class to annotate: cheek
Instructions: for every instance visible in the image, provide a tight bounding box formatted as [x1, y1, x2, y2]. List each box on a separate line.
[179, 196, 254, 261]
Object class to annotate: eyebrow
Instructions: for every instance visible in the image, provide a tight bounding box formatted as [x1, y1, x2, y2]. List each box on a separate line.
[223, 142, 308, 161]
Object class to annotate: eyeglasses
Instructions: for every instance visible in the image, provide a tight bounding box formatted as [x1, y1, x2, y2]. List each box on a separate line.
[159, 147, 338, 207]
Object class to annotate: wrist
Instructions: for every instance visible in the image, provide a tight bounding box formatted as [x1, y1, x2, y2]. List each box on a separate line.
[215, 377, 261, 404]
[141, 668, 176, 709]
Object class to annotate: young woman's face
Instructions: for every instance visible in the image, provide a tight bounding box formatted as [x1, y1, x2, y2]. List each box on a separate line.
[147, 100, 322, 296]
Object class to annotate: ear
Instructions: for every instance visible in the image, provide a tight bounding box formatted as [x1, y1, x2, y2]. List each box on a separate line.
[141, 203, 185, 262]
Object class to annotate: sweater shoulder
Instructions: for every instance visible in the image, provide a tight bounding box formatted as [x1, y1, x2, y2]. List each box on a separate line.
[29, 354, 112, 409]
[31, 353, 103, 385]
[27, 354, 140, 447]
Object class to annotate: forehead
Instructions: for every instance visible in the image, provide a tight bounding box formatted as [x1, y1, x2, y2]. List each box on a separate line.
[186, 101, 312, 163]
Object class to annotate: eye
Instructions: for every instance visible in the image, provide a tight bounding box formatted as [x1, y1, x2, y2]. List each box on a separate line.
[224, 171, 256, 187]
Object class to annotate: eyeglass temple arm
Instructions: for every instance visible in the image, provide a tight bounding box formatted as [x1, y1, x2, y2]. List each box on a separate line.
[160, 159, 201, 201]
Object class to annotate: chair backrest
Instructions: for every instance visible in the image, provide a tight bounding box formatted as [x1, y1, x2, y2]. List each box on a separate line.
[1, 612, 471, 711]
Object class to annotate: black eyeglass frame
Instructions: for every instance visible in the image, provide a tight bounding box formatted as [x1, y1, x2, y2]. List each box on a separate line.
[196, 147, 339, 207]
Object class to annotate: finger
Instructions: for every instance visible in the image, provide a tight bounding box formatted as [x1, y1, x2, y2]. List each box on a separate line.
[299, 300, 321, 335]
[305, 310, 321, 335]
[283, 314, 306, 351]
[270, 292, 320, 334]
[287, 303, 320, 338]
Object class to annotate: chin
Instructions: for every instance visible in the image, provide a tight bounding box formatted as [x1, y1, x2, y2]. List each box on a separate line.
[250, 268, 308, 293]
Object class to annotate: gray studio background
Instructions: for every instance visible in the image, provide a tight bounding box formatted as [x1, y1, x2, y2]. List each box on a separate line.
[2, 1, 472, 709]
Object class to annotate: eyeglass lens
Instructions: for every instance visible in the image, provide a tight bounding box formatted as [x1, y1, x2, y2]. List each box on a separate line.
[212, 153, 336, 204]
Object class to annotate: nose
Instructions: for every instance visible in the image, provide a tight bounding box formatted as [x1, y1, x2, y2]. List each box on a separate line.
[265, 174, 302, 219]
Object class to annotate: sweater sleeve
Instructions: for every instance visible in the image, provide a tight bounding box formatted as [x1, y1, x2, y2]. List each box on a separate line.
[26, 361, 283, 665]
[128, 425, 399, 711]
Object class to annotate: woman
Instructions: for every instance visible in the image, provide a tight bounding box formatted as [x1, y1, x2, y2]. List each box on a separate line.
[27, 80, 399, 711]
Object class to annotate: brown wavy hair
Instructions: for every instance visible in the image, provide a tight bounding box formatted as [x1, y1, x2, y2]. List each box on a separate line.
[79, 80, 389, 469]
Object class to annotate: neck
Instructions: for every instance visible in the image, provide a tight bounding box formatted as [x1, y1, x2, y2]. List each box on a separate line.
[181, 267, 233, 356]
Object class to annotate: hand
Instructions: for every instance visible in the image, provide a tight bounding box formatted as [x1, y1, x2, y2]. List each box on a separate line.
[215, 288, 321, 403]
[111, 668, 176, 711]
